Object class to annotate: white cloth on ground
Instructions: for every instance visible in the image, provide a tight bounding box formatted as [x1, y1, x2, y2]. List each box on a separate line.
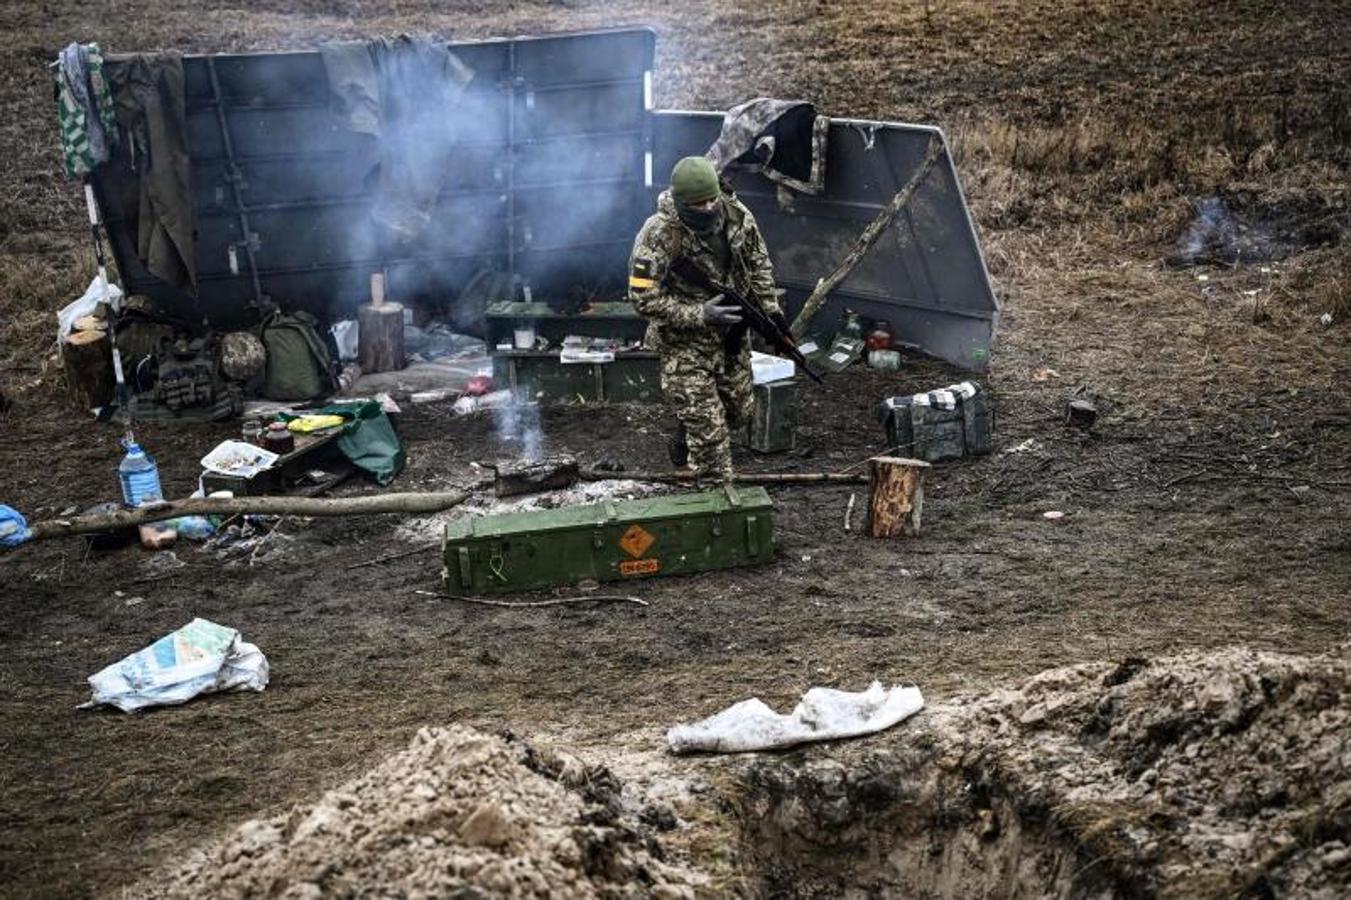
[667, 682, 924, 754]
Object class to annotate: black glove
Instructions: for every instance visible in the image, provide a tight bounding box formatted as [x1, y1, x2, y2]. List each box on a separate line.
[769, 310, 791, 335]
[702, 293, 742, 326]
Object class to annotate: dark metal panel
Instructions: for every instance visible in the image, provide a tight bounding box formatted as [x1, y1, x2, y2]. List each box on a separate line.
[95, 28, 657, 328]
[651, 111, 999, 370]
[512, 30, 654, 86]
[512, 82, 645, 140]
[513, 132, 643, 187]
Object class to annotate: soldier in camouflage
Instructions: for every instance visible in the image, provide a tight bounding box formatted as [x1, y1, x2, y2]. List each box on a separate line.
[628, 156, 785, 482]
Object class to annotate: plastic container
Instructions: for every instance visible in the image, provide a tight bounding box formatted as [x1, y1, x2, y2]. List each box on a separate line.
[751, 351, 796, 384]
[200, 440, 280, 478]
[868, 349, 901, 370]
[119, 439, 164, 508]
[841, 309, 864, 340]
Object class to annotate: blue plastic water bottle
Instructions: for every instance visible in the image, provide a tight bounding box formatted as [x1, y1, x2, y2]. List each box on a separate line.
[118, 439, 164, 508]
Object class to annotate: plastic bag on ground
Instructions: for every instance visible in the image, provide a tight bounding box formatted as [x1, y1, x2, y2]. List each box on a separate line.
[667, 681, 924, 754]
[57, 275, 122, 341]
[0, 504, 30, 547]
[83, 618, 269, 713]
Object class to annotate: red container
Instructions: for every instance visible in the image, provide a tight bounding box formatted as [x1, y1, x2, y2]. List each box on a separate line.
[866, 323, 894, 352]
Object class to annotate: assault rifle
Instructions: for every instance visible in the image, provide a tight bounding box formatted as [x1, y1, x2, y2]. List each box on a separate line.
[669, 257, 823, 384]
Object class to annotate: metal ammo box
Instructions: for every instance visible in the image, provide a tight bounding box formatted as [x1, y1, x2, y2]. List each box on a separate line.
[442, 485, 774, 594]
[879, 382, 993, 462]
[747, 379, 797, 453]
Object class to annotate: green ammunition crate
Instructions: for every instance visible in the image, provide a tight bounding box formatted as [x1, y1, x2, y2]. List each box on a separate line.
[492, 350, 662, 404]
[442, 486, 774, 594]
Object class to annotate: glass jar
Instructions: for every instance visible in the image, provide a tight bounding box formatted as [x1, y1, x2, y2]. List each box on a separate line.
[262, 421, 295, 455]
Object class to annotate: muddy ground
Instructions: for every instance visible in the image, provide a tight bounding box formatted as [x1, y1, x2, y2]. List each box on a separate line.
[1, 1, 1349, 897]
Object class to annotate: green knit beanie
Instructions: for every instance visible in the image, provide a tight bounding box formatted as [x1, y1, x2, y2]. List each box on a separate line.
[670, 156, 720, 204]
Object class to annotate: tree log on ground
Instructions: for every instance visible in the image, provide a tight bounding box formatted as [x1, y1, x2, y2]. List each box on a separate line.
[580, 469, 868, 485]
[23, 490, 470, 543]
[866, 456, 931, 538]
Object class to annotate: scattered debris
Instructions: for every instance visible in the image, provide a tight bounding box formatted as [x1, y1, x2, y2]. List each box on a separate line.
[1065, 397, 1098, 429]
[1042, 510, 1066, 520]
[408, 387, 458, 404]
[453, 388, 512, 416]
[1031, 367, 1060, 381]
[206, 518, 293, 567]
[83, 618, 268, 713]
[667, 682, 924, 754]
[843, 491, 857, 532]
[591, 455, 625, 473]
[492, 455, 579, 498]
[138, 550, 185, 576]
[1003, 438, 1042, 455]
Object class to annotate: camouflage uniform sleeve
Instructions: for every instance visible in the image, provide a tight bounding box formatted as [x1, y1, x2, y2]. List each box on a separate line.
[628, 219, 704, 329]
[740, 209, 782, 317]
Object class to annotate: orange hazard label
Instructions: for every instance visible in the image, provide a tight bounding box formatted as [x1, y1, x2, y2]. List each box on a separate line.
[619, 524, 655, 558]
[620, 558, 660, 576]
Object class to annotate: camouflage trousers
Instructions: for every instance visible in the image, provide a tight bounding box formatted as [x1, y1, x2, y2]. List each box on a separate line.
[660, 340, 753, 481]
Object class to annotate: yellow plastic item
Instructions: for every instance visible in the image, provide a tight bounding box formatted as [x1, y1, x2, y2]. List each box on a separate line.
[286, 414, 346, 434]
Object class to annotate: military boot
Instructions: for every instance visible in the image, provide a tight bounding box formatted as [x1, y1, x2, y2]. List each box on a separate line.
[667, 421, 689, 467]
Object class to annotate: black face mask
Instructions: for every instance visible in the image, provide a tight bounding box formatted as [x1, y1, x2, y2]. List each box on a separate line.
[677, 201, 722, 234]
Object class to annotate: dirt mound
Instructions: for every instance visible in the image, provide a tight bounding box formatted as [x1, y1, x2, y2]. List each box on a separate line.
[737, 646, 1351, 897]
[150, 726, 700, 899]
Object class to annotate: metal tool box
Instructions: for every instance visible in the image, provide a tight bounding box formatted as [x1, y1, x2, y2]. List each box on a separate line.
[747, 378, 797, 453]
[442, 485, 774, 594]
[879, 382, 993, 462]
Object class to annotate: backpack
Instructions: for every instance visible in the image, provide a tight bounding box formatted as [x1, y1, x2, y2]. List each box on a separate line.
[257, 310, 339, 401]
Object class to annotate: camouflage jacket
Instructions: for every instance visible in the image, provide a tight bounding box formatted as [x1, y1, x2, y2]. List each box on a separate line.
[628, 189, 781, 352]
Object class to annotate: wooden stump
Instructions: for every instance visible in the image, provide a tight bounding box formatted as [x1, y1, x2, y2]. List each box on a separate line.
[866, 456, 931, 538]
[358, 302, 406, 373]
[61, 327, 115, 412]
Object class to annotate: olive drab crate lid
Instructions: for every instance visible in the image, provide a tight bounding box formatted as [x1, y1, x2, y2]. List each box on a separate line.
[444, 486, 774, 542]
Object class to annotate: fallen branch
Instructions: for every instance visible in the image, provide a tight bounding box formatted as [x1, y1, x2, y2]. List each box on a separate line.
[346, 543, 440, 570]
[580, 469, 867, 485]
[25, 491, 471, 543]
[413, 589, 648, 609]
[844, 492, 857, 532]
